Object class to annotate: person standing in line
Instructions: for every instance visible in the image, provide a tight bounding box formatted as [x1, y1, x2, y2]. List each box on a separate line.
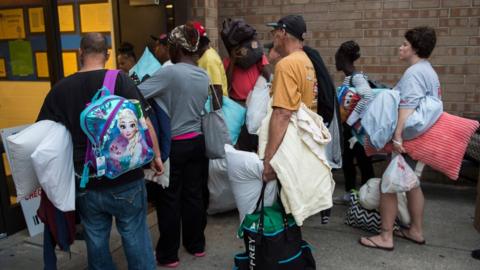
[223, 26, 271, 152]
[194, 21, 228, 110]
[117, 42, 137, 74]
[333, 40, 375, 205]
[359, 26, 441, 251]
[151, 33, 173, 67]
[262, 15, 317, 182]
[38, 33, 163, 270]
[138, 24, 209, 268]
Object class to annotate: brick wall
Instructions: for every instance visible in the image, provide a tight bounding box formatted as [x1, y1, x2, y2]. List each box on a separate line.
[188, 0, 220, 49]
[218, 0, 480, 118]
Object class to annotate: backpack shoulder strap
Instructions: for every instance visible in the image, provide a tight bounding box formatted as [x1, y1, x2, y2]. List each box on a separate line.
[102, 69, 120, 94]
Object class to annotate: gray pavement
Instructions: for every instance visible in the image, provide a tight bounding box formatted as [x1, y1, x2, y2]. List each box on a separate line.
[1, 174, 480, 270]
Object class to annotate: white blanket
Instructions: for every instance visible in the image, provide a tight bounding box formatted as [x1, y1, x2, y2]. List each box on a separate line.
[258, 104, 335, 225]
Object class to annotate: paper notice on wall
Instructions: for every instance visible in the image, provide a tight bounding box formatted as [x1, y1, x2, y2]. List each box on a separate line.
[62, 51, 78, 77]
[80, 3, 112, 33]
[35, 52, 49, 78]
[58, 5, 75, 32]
[28, 7, 45, 33]
[0, 58, 6, 77]
[106, 49, 116, 69]
[0, 9, 26, 40]
[8, 40, 34, 77]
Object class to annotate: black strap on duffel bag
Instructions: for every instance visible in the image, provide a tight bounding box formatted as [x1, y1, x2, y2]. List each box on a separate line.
[233, 183, 316, 270]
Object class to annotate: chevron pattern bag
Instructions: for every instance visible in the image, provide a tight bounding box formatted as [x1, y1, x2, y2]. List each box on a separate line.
[345, 192, 381, 233]
[345, 192, 400, 233]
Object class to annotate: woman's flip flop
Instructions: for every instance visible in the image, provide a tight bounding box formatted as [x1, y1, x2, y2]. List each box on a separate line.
[358, 237, 394, 251]
[394, 229, 426, 245]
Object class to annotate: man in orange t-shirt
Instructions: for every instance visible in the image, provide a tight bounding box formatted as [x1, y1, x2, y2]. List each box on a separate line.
[262, 15, 318, 181]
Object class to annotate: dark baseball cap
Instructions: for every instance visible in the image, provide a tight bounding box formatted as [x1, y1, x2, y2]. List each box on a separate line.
[267, 15, 306, 41]
[150, 33, 168, 45]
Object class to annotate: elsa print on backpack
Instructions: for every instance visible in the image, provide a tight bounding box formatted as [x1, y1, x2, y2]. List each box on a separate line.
[109, 107, 150, 168]
[80, 70, 154, 188]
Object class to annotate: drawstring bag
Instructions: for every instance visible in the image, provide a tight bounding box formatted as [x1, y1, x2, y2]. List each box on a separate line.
[202, 85, 231, 159]
[234, 183, 316, 270]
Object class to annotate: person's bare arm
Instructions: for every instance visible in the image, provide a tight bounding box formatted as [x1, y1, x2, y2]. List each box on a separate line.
[392, 108, 415, 153]
[262, 107, 293, 181]
[145, 117, 164, 175]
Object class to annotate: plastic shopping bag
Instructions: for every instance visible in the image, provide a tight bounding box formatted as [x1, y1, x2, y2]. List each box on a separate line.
[381, 154, 420, 193]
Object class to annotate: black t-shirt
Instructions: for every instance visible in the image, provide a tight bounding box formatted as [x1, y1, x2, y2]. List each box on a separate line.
[37, 69, 148, 190]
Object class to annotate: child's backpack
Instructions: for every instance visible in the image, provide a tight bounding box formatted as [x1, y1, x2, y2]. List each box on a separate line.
[79, 70, 154, 188]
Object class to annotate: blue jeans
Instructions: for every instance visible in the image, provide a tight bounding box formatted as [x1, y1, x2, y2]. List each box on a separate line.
[77, 179, 155, 270]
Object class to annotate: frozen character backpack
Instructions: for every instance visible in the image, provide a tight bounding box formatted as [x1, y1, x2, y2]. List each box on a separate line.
[79, 70, 154, 188]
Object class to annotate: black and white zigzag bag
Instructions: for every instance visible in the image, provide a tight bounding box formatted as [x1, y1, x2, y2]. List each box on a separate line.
[345, 192, 401, 233]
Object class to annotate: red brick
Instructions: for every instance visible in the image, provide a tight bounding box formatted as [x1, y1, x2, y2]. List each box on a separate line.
[467, 56, 480, 65]
[312, 31, 337, 39]
[281, 4, 305, 13]
[439, 18, 469, 27]
[364, 29, 393, 37]
[431, 56, 468, 65]
[450, 8, 480, 17]
[391, 10, 419, 19]
[441, 0, 472, 7]
[384, 0, 410, 9]
[469, 17, 480, 27]
[469, 37, 480, 45]
[450, 27, 479, 36]
[355, 20, 382, 29]
[412, 0, 440, 8]
[408, 18, 439, 28]
[382, 19, 409, 28]
[418, 9, 449, 17]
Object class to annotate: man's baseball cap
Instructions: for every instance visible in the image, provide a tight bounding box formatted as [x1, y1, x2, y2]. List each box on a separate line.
[267, 15, 306, 41]
[150, 33, 168, 45]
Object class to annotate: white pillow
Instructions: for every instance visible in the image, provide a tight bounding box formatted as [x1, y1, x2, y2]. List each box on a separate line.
[6, 120, 56, 200]
[224, 145, 277, 223]
[31, 123, 75, 211]
[207, 158, 236, 215]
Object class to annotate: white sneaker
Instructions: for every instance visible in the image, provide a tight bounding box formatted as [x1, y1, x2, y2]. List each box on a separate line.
[333, 193, 351, 205]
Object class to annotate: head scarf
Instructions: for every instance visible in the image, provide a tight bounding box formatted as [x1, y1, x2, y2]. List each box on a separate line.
[168, 24, 199, 53]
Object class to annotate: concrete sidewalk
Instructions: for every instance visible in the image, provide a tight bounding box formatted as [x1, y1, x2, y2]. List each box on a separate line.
[1, 176, 479, 270]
